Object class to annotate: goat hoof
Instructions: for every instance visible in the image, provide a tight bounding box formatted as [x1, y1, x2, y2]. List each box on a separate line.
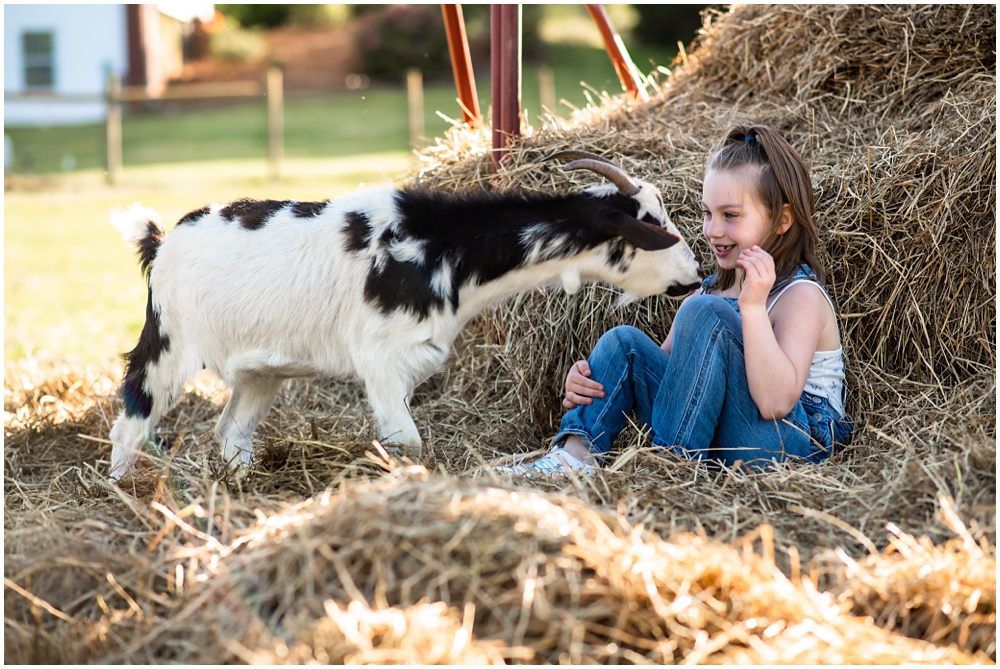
[372, 440, 422, 464]
[230, 464, 251, 482]
[399, 443, 424, 463]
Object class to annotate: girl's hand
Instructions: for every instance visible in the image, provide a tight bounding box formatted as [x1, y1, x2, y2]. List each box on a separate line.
[562, 360, 605, 409]
[737, 245, 776, 310]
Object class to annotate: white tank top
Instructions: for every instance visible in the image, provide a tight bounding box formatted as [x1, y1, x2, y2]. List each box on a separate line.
[766, 279, 847, 416]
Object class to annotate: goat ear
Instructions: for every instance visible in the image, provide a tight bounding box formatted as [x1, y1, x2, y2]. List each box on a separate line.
[609, 213, 681, 251]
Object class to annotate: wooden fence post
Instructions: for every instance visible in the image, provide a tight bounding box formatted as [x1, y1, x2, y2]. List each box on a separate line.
[538, 64, 555, 115]
[266, 66, 283, 181]
[105, 73, 122, 184]
[407, 68, 424, 149]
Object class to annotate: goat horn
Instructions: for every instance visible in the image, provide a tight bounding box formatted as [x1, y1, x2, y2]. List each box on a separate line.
[542, 150, 618, 166]
[542, 150, 641, 196]
[564, 159, 641, 197]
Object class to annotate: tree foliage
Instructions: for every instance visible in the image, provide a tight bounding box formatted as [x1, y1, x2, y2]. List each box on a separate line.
[630, 5, 716, 48]
[351, 4, 542, 82]
[217, 4, 339, 29]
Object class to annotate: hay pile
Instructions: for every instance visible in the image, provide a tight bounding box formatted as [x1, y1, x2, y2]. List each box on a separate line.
[414, 1, 996, 554]
[4, 433, 993, 663]
[5, 4, 996, 664]
[829, 497, 996, 657]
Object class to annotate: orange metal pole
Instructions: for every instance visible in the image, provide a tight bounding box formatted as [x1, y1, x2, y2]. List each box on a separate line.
[441, 4, 481, 125]
[585, 4, 648, 101]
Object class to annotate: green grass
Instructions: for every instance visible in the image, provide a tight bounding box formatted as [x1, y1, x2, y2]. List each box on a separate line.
[4, 155, 413, 366]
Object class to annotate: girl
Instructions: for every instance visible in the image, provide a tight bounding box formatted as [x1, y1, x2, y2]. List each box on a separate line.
[502, 125, 854, 476]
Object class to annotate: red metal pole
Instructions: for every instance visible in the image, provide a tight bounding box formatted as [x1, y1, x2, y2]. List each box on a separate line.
[585, 4, 648, 101]
[441, 4, 481, 125]
[491, 4, 521, 173]
[500, 5, 520, 149]
[491, 5, 502, 171]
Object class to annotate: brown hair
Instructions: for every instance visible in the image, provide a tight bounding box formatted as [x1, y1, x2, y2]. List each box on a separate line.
[705, 125, 824, 292]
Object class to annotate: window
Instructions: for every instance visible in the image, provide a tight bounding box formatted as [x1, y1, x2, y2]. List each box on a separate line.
[23, 31, 55, 89]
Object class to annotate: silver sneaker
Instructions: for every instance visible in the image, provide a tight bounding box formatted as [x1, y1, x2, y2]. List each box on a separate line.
[495, 447, 596, 478]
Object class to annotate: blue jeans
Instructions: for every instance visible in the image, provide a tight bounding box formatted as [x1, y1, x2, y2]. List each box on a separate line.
[554, 295, 853, 468]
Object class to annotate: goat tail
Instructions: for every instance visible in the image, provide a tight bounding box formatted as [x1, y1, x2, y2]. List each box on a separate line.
[111, 204, 165, 279]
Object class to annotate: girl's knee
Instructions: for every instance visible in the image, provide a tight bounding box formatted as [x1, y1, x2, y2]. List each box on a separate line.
[675, 295, 740, 336]
[679, 294, 736, 319]
[590, 325, 661, 371]
[595, 325, 647, 355]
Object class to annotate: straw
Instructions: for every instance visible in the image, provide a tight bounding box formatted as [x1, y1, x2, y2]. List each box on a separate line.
[5, 4, 995, 663]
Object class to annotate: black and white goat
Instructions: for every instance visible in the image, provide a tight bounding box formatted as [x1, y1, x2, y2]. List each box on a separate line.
[108, 152, 702, 481]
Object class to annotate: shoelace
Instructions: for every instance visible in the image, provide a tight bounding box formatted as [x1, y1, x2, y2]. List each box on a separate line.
[498, 449, 595, 477]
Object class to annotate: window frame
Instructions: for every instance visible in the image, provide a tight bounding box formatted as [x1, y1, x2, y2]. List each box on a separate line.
[22, 30, 56, 90]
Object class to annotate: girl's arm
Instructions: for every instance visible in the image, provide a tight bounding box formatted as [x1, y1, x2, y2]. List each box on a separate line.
[738, 247, 825, 419]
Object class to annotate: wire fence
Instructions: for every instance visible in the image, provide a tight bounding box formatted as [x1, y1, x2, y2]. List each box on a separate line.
[4, 116, 105, 175]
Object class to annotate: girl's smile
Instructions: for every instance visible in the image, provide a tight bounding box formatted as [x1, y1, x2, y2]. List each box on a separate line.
[711, 242, 737, 259]
[700, 167, 774, 270]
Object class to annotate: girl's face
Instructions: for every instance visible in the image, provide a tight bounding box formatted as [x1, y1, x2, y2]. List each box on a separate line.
[700, 168, 775, 270]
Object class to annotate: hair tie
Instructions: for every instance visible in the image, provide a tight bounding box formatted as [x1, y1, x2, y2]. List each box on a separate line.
[744, 135, 756, 143]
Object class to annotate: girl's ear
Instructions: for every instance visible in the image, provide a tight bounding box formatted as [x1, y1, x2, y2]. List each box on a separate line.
[776, 203, 794, 235]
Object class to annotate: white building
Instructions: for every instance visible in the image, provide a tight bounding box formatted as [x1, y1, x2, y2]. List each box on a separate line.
[4, 3, 213, 126]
